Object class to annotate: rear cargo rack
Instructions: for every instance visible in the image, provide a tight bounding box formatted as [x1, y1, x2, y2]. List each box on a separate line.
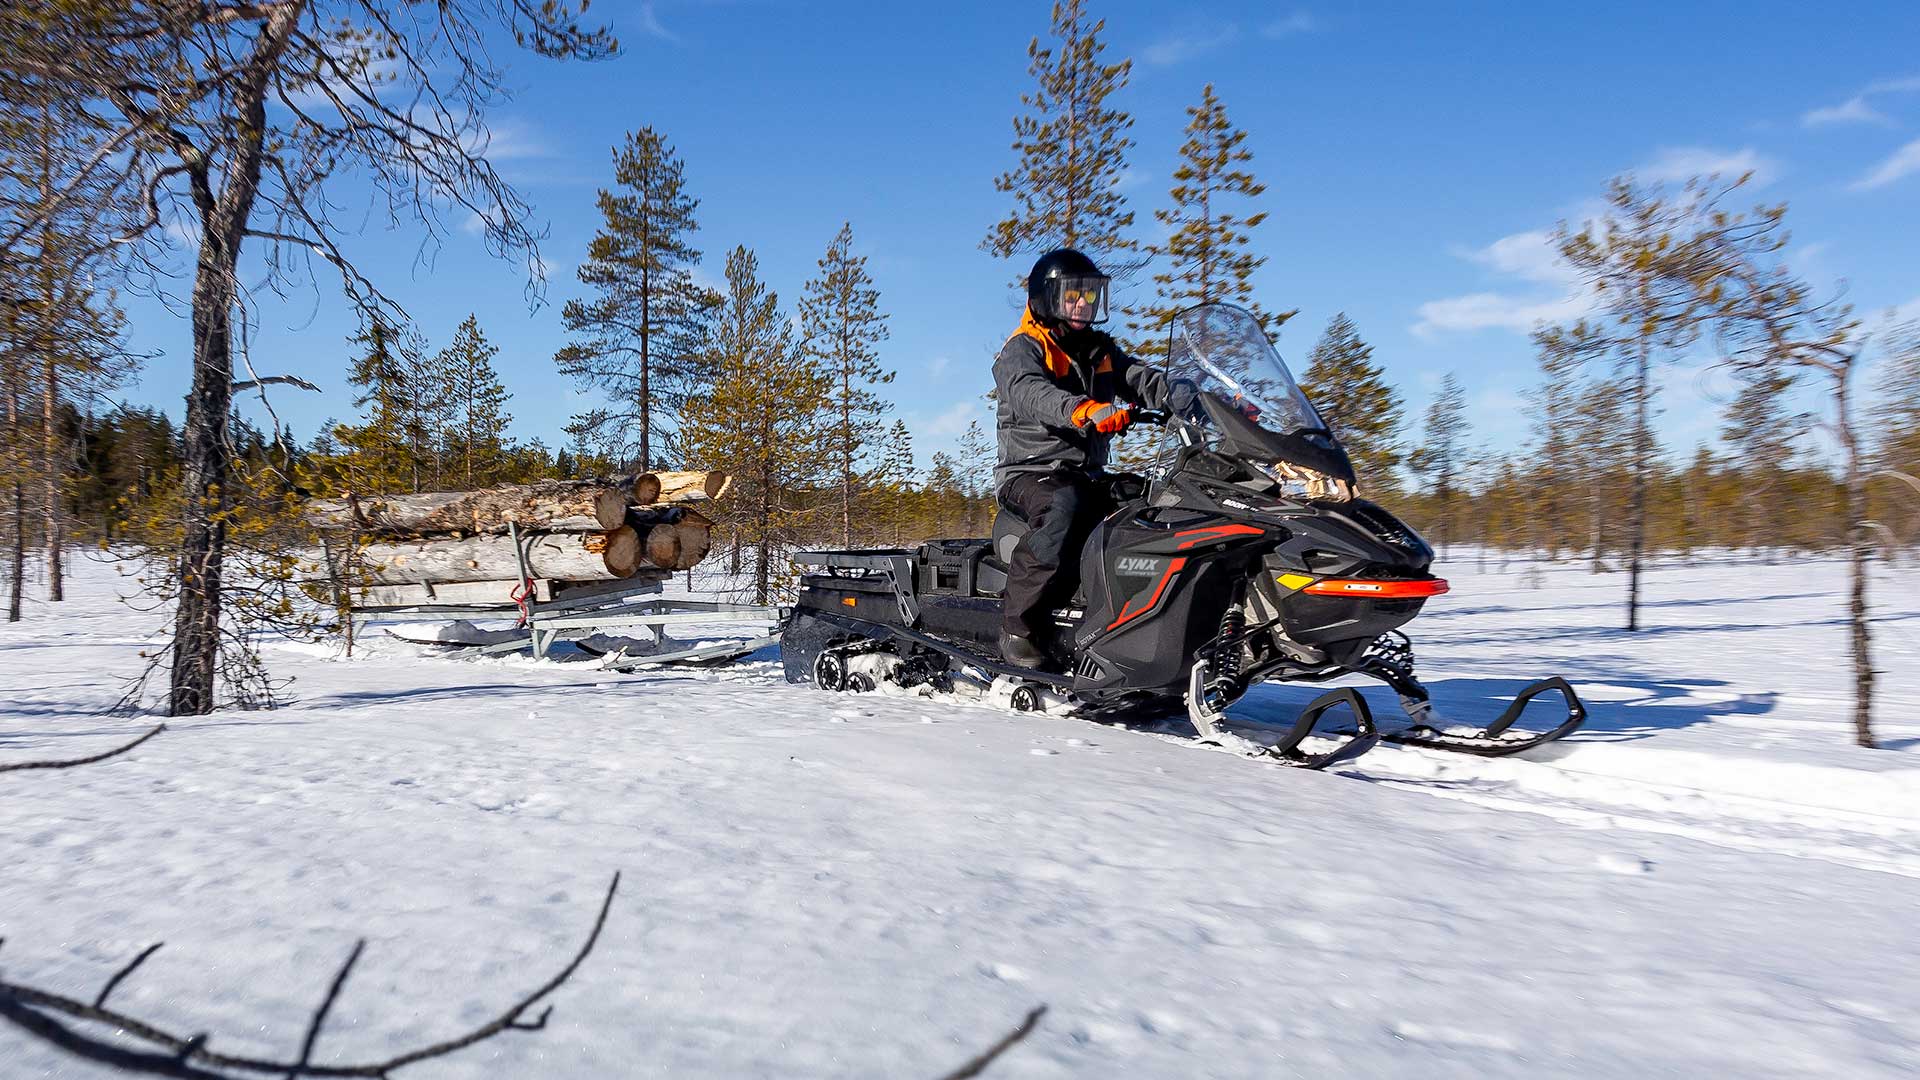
[794, 549, 920, 624]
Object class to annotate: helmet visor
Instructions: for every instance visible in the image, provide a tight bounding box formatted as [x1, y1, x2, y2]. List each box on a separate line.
[1046, 275, 1110, 325]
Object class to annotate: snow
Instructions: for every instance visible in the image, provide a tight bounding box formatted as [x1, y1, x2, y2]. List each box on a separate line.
[3, 550, 1919, 1078]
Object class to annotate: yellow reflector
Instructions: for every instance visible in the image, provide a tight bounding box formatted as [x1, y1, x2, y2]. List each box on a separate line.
[841, 597, 858, 607]
[1276, 573, 1314, 591]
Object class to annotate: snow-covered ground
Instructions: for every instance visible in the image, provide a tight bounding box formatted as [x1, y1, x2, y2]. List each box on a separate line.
[3, 551, 1918, 1078]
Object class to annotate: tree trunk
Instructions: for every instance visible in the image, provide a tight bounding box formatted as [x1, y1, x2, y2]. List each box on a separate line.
[305, 482, 628, 534]
[7, 482, 23, 623]
[349, 527, 642, 585]
[37, 102, 62, 603]
[1626, 345, 1650, 631]
[168, 3, 301, 716]
[1836, 367, 1876, 748]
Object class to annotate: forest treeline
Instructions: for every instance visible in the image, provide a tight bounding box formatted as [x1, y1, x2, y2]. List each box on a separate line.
[2, 0, 1916, 733]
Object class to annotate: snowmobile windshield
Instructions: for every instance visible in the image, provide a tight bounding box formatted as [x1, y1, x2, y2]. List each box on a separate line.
[1160, 303, 1357, 498]
[1166, 304, 1324, 435]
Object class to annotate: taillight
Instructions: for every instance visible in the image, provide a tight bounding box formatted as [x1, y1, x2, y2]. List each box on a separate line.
[1301, 578, 1450, 598]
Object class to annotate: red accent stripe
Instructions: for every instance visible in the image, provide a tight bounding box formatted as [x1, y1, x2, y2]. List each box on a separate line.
[1107, 557, 1187, 630]
[1173, 524, 1264, 550]
[1301, 578, 1450, 599]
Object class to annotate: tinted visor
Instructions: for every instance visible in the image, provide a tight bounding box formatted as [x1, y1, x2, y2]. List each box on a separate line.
[1046, 275, 1110, 325]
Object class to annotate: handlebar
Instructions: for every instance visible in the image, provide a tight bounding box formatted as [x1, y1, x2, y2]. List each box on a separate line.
[1132, 408, 1169, 426]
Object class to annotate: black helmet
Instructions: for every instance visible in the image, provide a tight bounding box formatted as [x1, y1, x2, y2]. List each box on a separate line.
[1026, 248, 1111, 328]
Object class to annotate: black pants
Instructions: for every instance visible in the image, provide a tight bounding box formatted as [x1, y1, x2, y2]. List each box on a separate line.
[999, 471, 1116, 639]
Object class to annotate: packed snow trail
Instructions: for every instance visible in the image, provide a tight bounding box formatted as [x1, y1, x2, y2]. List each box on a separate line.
[2, 554, 1917, 1078]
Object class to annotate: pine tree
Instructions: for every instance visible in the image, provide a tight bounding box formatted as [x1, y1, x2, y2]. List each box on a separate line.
[439, 314, 513, 487]
[1556, 175, 1719, 629]
[1133, 83, 1287, 352]
[798, 222, 893, 547]
[557, 127, 716, 470]
[983, 0, 1140, 274]
[1298, 313, 1401, 493]
[1411, 372, 1470, 555]
[1528, 320, 1606, 559]
[1721, 367, 1798, 554]
[677, 246, 832, 604]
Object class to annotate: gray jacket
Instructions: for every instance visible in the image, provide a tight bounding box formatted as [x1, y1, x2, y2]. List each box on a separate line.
[992, 328, 1172, 490]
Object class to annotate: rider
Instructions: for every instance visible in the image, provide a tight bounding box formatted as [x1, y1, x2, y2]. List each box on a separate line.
[992, 248, 1179, 667]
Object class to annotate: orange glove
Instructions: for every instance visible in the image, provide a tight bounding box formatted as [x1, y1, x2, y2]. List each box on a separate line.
[1071, 398, 1133, 434]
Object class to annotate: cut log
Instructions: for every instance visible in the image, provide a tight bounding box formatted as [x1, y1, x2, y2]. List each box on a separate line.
[670, 509, 713, 571]
[621, 473, 663, 505]
[651, 470, 732, 503]
[353, 529, 641, 585]
[640, 524, 682, 569]
[306, 482, 628, 535]
[672, 522, 712, 571]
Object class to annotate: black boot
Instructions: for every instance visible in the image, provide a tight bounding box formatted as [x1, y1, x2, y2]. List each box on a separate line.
[998, 631, 1046, 668]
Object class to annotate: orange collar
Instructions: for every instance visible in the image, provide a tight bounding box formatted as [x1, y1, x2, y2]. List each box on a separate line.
[1016, 305, 1073, 377]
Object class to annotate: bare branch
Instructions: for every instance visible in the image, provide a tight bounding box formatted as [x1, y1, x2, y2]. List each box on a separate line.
[0, 724, 165, 773]
[934, 1005, 1049, 1080]
[0, 872, 621, 1077]
[96, 943, 165, 1009]
[230, 375, 319, 393]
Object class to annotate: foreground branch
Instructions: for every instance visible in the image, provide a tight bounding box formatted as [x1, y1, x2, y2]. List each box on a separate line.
[935, 1005, 1049, 1080]
[0, 725, 165, 773]
[0, 873, 620, 1077]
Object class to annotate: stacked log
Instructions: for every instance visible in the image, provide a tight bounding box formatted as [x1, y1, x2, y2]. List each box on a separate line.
[301, 472, 728, 596]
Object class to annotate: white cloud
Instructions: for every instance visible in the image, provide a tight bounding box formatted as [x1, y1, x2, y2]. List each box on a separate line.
[475, 119, 550, 162]
[1262, 10, 1317, 38]
[1802, 95, 1891, 128]
[1866, 74, 1920, 95]
[1888, 295, 1920, 323]
[1411, 292, 1590, 339]
[928, 355, 953, 376]
[1414, 229, 1592, 338]
[1143, 25, 1238, 66]
[923, 400, 977, 438]
[638, 1, 681, 43]
[1458, 229, 1574, 287]
[1636, 146, 1776, 186]
[1851, 137, 1920, 191]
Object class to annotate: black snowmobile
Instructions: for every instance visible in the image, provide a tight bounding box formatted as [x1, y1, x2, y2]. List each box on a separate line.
[781, 303, 1585, 769]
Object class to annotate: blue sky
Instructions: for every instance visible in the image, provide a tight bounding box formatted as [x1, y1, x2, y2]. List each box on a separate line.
[117, 1, 1920, 473]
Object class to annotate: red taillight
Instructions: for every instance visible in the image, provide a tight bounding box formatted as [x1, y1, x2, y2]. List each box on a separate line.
[1301, 578, 1450, 598]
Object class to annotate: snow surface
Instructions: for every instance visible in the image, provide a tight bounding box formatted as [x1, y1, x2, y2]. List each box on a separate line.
[3, 551, 1918, 1078]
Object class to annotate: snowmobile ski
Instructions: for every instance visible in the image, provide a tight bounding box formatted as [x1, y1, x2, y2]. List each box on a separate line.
[1375, 676, 1587, 757]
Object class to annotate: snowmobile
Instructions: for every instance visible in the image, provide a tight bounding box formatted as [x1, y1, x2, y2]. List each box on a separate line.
[781, 303, 1585, 769]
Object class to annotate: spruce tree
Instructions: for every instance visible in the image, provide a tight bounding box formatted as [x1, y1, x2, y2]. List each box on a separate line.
[557, 127, 716, 470]
[677, 247, 831, 603]
[331, 317, 417, 493]
[1298, 313, 1401, 493]
[1411, 372, 1470, 555]
[983, 0, 1140, 274]
[797, 222, 893, 547]
[1134, 83, 1287, 352]
[439, 314, 513, 487]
